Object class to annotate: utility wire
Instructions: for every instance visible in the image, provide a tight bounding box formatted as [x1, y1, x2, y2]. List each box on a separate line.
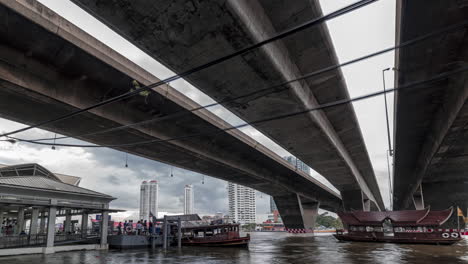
[9, 65, 468, 148]
[0, 0, 378, 138]
[14, 20, 468, 143]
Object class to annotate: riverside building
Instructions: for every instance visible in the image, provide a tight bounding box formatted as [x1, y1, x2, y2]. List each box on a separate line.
[184, 184, 194, 214]
[139, 180, 159, 221]
[228, 182, 256, 224]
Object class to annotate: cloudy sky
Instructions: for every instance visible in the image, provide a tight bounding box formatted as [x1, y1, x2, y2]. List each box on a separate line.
[0, 0, 396, 216]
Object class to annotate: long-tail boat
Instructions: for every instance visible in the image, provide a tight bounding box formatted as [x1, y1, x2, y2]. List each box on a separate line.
[334, 207, 462, 245]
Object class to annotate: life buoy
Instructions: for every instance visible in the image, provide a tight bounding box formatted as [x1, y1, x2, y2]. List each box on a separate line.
[451, 233, 459, 238]
[442, 233, 450, 238]
[427, 228, 433, 233]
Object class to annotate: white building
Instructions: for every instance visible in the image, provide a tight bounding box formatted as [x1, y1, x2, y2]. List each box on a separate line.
[184, 184, 194, 214]
[228, 182, 256, 224]
[139, 180, 159, 221]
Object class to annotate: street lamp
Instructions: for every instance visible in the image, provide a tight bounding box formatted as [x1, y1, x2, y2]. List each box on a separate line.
[382, 67, 394, 209]
[382, 68, 393, 156]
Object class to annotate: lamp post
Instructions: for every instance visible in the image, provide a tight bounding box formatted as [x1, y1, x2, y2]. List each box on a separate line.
[382, 68, 393, 156]
[382, 68, 394, 209]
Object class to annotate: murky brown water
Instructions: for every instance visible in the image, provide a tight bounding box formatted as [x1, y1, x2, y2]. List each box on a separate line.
[2, 233, 468, 263]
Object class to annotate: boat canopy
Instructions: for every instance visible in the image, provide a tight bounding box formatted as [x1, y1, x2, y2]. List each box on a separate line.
[338, 207, 453, 227]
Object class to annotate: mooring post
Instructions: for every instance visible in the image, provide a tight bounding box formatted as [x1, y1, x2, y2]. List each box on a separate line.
[177, 217, 182, 248]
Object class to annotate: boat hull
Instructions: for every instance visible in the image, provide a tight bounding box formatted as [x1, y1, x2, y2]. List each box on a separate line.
[182, 237, 250, 247]
[334, 234, 461, 245]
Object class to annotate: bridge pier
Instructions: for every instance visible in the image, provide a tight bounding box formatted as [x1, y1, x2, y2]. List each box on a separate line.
[273, 194, 319, 231]
[422, 181, 467, 228]
[412, 184, 425, 210]
[341, 190, 375, 211]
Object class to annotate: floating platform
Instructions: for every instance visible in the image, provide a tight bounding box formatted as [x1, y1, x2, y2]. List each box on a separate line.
[108, 235, 163, 249]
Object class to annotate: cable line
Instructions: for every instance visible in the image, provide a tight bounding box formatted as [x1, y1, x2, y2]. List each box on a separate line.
[15, 20, 468, 143]
[0, 0, 377, 138]
[10, 65, 468, 148]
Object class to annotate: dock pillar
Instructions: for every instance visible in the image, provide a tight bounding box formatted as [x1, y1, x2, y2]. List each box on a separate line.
[64, 209, 72, 234]
[43, 205, 57, 254]
[162, 216, 167, 249]
[0, 208, 4, 237]
[81, 212, 88, 238]
[177, 217, 182, 248]
[29, 207, 39, 236]
[100, 211, 109, 247]
[39, 210, 47, 234]
[16, 207, 25, 234]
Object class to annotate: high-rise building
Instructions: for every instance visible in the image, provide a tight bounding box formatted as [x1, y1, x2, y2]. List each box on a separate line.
[228, 182, 256, 224]
[184, 184, 194, 214]
[270, 196, 277, 213]
[139, 181, 149, 220]
[139, 180, 159, 221]
[283, 156, 310, 175]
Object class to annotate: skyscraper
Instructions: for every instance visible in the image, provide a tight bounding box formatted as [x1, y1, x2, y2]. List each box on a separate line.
[270, 196, 277, 213]
[184, 184, 194, 214]
[139, 180, 159, 221]
[283, 156, 310, 175]
[139, 181, 149, 220]
[228, 182, 256, 224]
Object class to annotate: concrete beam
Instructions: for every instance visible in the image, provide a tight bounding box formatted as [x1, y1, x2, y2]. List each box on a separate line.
[70, 0, 382, 209]
[393, 0, 468, 210]
[0, 0, 342, 212]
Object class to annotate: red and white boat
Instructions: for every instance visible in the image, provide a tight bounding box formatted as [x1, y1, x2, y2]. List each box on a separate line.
[182, 224, 250, 247]
[334, 207, 462, 245]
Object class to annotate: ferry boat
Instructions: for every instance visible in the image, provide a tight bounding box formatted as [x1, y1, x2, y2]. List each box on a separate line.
[182, 223, 250, 247]
[334, 207, 462, 245]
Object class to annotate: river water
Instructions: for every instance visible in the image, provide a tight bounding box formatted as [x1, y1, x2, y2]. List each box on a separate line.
[2, 232, 468, 263]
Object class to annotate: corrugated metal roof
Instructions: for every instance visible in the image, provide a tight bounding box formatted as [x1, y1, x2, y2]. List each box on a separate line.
[0, 176, 113, 199]
[55, 173, 81, 186]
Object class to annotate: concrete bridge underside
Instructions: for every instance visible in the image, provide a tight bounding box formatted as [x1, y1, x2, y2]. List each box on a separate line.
[0, 0, 342, 229]
[71, 0, 384, 211]
[393, 0, 468, 216]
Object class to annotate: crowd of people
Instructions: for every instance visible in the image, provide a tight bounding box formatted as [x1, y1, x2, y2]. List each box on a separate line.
[0, 219, 23, 236]
[116, 220, 161, 235]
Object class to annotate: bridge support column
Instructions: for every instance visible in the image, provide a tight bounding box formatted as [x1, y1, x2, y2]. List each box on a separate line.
[422, 181, 467, 229]
[412, 184, 425, 210]
[301, 201, 320, 232]
[273, 194, 319, 231]
[341, 190, 373, 211]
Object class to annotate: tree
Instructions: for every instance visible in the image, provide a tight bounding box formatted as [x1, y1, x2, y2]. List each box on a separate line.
[315, 215, 343, 229]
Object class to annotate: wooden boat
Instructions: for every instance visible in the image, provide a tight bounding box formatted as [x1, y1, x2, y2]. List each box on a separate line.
[181, 223, 250, 247]
[334, 207, 462, 245]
